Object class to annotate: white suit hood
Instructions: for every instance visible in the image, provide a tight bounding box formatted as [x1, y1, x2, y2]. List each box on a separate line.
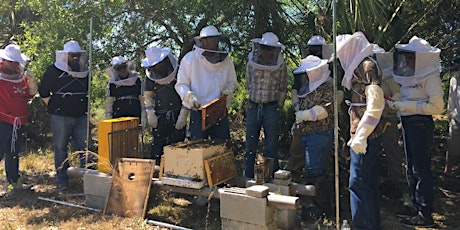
[393, 36, 440, 87]
[335, 32, 374, 90]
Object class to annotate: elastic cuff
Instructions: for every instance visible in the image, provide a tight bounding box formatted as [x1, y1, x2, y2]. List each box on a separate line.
[145, 105, 155, 111]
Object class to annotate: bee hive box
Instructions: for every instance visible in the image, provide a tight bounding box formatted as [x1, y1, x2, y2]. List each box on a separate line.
[162, 139, 228, 188]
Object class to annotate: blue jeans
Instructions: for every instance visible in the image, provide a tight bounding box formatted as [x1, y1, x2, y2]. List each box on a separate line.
[189, 110, 230, 140]
[401, 115, 434, 216]
[0, 121, 25, 184]
[349, 136, 382, 230]
[50, 114, 93, 187]
[151, 111, 186, 164]
[244, 101, 280, 178]
[302, 130, 334, 178]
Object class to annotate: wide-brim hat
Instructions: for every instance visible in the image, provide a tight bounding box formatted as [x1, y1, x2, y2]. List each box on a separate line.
[111, 56, 127, 66]
[252, 32, 285, 49]
[62, 40, 85, 52]
[307, 35, 327, 45]
[141, 47, 171, 68]
[395, 36, 440, 53]
[293, 55, 328, 74]
[0, 44, 30, 62]
[199, 25, 221, 38]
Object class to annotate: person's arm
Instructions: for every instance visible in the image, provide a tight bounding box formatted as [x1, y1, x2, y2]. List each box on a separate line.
[38, 66, 53, 105]
[278, 62, 288, 107]
[394, 76, 444, 115]
[348, 84, 385, 154]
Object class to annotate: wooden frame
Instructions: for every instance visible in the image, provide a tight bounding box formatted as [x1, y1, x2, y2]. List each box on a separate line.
[201, 95, 227, 131]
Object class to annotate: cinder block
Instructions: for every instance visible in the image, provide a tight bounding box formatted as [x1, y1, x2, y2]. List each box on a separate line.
[274, 178, 292, 186]
[275, 209, 297, 229]
[222, 218, 276, 230]
[265, 183, 291, 196]
[246, 185, 269, 198]
[220, 189, 274, 225]
[274, 170, 291, 180]
[83, 171, 112, 209]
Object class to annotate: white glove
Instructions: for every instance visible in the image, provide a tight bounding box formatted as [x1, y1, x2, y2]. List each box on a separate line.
[26, 71, 38, 95]
[295, 105, 328, 123]
[291, 89, 299, 112]
[221, 88, 232, 95]
[393, 101, 416, 112]
[139, 95, 147, 127]
[337, 90, 344, 104]
[185, 91, 200, 110]
[221, 88, 232, 107]
[347, 127, 368, 154]
[104, 96, 115, 119]
[175, 108, 189, 130]
[147, 109, 158, 128]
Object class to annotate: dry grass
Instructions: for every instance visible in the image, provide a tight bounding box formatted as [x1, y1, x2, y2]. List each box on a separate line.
[1, 128, 460, 230]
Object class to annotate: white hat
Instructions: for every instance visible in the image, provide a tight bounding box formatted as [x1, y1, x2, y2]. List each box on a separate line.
[0, 44, 30, 62]
[63, 40, 84, 52]
[111, 56, 127, 66]
[307, 35, 327, 45]
[141, 46, 171, 68]
[199, 25, 221, 38]
[395, 36, 440, 53]
[293, 55, 328, 74]
[252, 32, 285, 49]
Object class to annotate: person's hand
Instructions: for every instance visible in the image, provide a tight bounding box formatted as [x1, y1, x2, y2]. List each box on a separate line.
[295, 105, 328, 123]
[175, 108, 189, 130]
[147, 110, 158, 128]
[185, 91, 201, 110]
[347, 136, 367, 154]
[221, 88, 232, 96]
[26, 71, 37, 94]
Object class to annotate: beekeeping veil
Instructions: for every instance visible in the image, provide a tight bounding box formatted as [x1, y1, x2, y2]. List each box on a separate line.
[141, 46, 178, 85]
[105, 56, 138, 86]
[193, 25, 231, 64]
[334, 32, 374, 90]
[373, 45, 393, 79]
[293, 55, 330, 97]
[0, 44, 29, 82]
[248, 32, 284, 71]
[54, 40, 89, 78]
[304, 35, 333, 59]
[392, 36, 440, 86]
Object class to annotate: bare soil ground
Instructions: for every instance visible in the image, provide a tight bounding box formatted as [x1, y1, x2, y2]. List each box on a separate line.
[1, 125, 459, 230]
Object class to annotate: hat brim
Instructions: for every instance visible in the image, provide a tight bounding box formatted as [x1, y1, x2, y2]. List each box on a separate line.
[141, 48, 171, 68]
[0, 49, 30, 62]
[252, 38, 285, 49]
[293, 59, 328, 74]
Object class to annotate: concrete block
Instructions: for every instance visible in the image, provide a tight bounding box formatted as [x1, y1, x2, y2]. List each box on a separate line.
[222, 218, 276, 230]
[83, 171, 112, 209]
[246, 185, 269, 198]
[265, 183, 291, 196]
[275, 209, 297, 229]
[274, 170, 291, 180]
[274, 178, 292, 186]
[220, 189, 274, 225]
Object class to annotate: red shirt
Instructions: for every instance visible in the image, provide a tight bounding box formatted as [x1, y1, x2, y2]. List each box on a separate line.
[0, 67, 33, 125]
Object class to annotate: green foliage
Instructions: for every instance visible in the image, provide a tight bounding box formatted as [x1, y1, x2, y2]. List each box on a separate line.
[1, 0, 459, 150]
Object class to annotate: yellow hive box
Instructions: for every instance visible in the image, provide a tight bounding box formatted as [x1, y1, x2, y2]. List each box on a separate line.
[163, 140, 228, 187]
[98, 117, 140, 173]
